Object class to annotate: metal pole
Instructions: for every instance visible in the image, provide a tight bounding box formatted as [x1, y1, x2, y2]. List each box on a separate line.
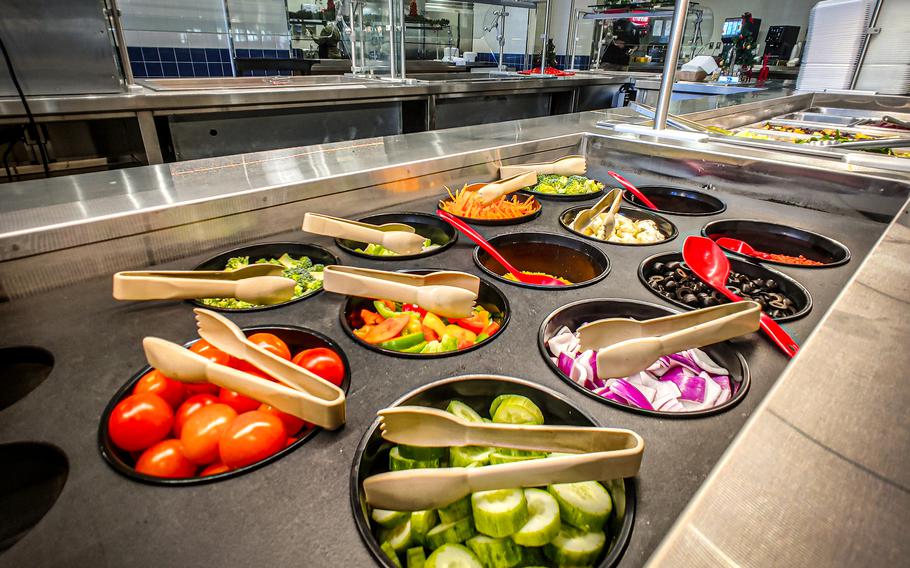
[849, 0, 884, 89]
[349, 1, 358, 74]
[497, 9, 507, 71]
[107, 0, 134, 86]
[566, 0, 577, 71]
[358, 2, 365, 71]
[399, 0, 406, 79]
[539, 0, 551, 75]
[387, 0, 397, 77]
[653, 0, 690, 130]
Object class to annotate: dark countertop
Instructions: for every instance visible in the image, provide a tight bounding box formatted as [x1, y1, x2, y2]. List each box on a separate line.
[0, 166, 890, 567]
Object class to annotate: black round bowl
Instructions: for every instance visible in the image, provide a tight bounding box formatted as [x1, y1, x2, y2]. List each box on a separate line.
[0, 442, 69, 552]
[558, 205, 678, 246]
[98, 325, 351, 486]
[339, 269, 510, 359]
[190, 242, 339, 312]
[538, 298, 750, 418]
[473, 232, 611, 290]
[622, 186, 726, 216]
[702, 219, 851, 268]
[350, 375, 636, 568]
[437, 193, 541, 226]
[639, 251, 812, 322]
[335, 212, 458, 261]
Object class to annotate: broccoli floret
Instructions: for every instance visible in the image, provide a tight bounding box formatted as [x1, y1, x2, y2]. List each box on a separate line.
[295, 256, 313, 269]
[224, 256, 250, 270]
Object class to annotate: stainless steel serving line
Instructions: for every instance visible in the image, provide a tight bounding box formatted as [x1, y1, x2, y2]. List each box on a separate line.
[0, 95, 908, 568]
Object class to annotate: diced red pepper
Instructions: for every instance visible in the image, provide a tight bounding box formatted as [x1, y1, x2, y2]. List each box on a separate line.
[353, 325, 373, 339]
[421, 325, 439, 342]
[452, 314, 488, 335]
[382, 299, 396, 310]
[402, 303, 427, 318]
[360, 309, 384, 326]
[481, 321, 500, 337]
[362, 315, 411, 344]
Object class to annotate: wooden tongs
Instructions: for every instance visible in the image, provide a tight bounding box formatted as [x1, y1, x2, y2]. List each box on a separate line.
[302, 212, 426, 255]
[112, 264, 295, 305]
[363, 406, 644, 510]
[462, 171, 538, 205]
[576, 302, 761, 378]
[141, 308, 346, 429]
[322, 266, 479, 319]
[499, 155, 587, 178]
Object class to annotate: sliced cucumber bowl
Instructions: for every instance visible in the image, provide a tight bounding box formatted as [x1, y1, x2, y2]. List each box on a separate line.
[351, 375, 636, 568]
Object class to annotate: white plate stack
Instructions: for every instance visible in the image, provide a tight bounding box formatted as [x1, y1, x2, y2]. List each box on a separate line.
[853, 0, 910, 95]
[797, 0, 874, 92]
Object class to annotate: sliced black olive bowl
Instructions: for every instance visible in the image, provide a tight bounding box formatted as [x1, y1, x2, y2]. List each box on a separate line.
[558, 205, 679, 246]
[473, 232, 611, 290]
[350, 374, 636, 568]
[703, 219, 851, 268]
[190, 242, 339, 312]
[538, 298, 750, 418]
[335, 212, 458, 260]
[638, 251, 812, 322]
[339, 269, 510, 359]
[622, 186, 726, 216]
[437, 193, 541, 226]
[98, 325, 351, 486]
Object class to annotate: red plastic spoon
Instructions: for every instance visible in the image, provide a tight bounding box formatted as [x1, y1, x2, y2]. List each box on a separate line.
[607, 171, 659, 211]
[714, 237, 774, 261]
[436, 210, 567, 287]
[682, 236, 799, 358]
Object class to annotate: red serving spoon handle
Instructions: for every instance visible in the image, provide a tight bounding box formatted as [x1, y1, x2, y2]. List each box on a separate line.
[714, 286, 800, 358]
[435, 210, 532, 284]
[715, 237, 774, 260]
[607, 171, 659, 210]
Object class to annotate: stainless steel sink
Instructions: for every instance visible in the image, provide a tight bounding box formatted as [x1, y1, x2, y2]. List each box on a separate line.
[138, 76, 374, 91]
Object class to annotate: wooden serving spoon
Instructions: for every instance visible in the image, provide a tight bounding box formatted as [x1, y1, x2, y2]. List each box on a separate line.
[499, 155, 587, 178]
[302, 213, 426, 255]
[113, 274, 296, 305]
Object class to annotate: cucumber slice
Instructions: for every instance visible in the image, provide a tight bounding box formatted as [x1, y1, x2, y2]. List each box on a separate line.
[411, 510, 439, 545]
[380, 519, 414, 554]
[543, 525, 605, 566]
[465, 535, 522, 568]
[425, 517, 476, 550]
[512, 488, 561, 547]
[471, 488, 529, 538]
[450, 446, 493, 468]
[490, 395, 544, 425]
[399, 445, 448, 461]
[407, 547, 427, 568]
[548, 481, 612, 532]
[381, 540, 403, 568]
[446, 400, 484, 423]
[488, 451, 545, 465]
[425, 543, 483, 568]
[372, 508, 410, 528]
[517, 546, 547, 567]
[390, 447, 441, 471]
[438, 495, 472, 523]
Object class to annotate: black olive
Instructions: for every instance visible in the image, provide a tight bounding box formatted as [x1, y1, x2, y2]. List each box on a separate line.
[741, 283, 753, 294]
[683, 294, 698, 305]
[702, 296, 718, 307]
[765, 279, 778, 290]
[666, 261, 681, 270]
[770, 300, 787, 309]
[664, 279, 677, 290]
[652, 262, 665, 273]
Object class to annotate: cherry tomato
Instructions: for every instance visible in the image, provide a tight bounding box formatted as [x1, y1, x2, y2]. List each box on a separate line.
[219, 410, 287, 469]
[180, 403, 237, 465]
[218, 387, 261, 414]
[259, 403, 306, 436]
[173, 394, 219, 437]
[108, 393, 174, 452]
[246, 333, 291, 360]
[226, 359, 277, 382]
[185, 382, 219, 396]
[133, 369, 186, 408]
[134, 439, 197, 479]
[189, 339, 231, 366]
[291, 348, 345, 386]
[200, 462, 232, 477]
[286, 437, 297, 448]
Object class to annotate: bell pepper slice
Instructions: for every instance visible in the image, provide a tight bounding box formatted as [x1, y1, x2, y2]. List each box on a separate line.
[401, 303, 427, 318]
[439, 334, 459, 352]
[360, 309, 384, 326]
[480, 321, 501, 337]
[445, 324, 477, 345]
[373, 300, 399, 320]
[452, 309, 489, 334]
[422, 312, 447, 339]
[353, 325, 373, 339]
[362, 315, 411, 344]
[379, 332, 426, 351]
[421, 325, 439, 342]
[401, 340, 428, 353]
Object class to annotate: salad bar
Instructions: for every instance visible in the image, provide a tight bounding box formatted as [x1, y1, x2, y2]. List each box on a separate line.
[0, 105, 909, 567]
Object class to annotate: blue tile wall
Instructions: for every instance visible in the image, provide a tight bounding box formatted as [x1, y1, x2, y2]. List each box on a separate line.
[127, 46, 233, 77]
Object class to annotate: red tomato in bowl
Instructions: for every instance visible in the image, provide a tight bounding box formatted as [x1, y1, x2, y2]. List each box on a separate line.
[291, 348, 345, 386]
[180, 403, 237, 465]
[173, 394, 219, 437]
[133, 369, 186, 408]
[108, 393, 174, 452]
[200, 462, 232, 477]
[135, 439, 197, 479]
[259, 403, 306, 436]
[185, 382, 219, 396]
[218, 387, 261, 414]
[189, 339, 231, 366]
[247, 333, 291, 360]
[219, 410, 287, 469]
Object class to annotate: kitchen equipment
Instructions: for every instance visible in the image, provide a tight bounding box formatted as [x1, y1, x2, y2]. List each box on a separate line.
[715, 237, 774, 260]
[437, 210, 567, 287]
[302, 213, 426, 255]
[499, 155, 586, 178]
[576, 302, 761, 378]
[322, 265, 479, 318]
[682, 236, 799, 357]
[571, 188, 623, 236]
[362, 406, 643, 510]
[607, 171, 659, 210]
[112, 273, 296, 305]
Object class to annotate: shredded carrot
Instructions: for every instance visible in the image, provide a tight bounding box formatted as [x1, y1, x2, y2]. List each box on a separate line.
[440, 185, 540, 220]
